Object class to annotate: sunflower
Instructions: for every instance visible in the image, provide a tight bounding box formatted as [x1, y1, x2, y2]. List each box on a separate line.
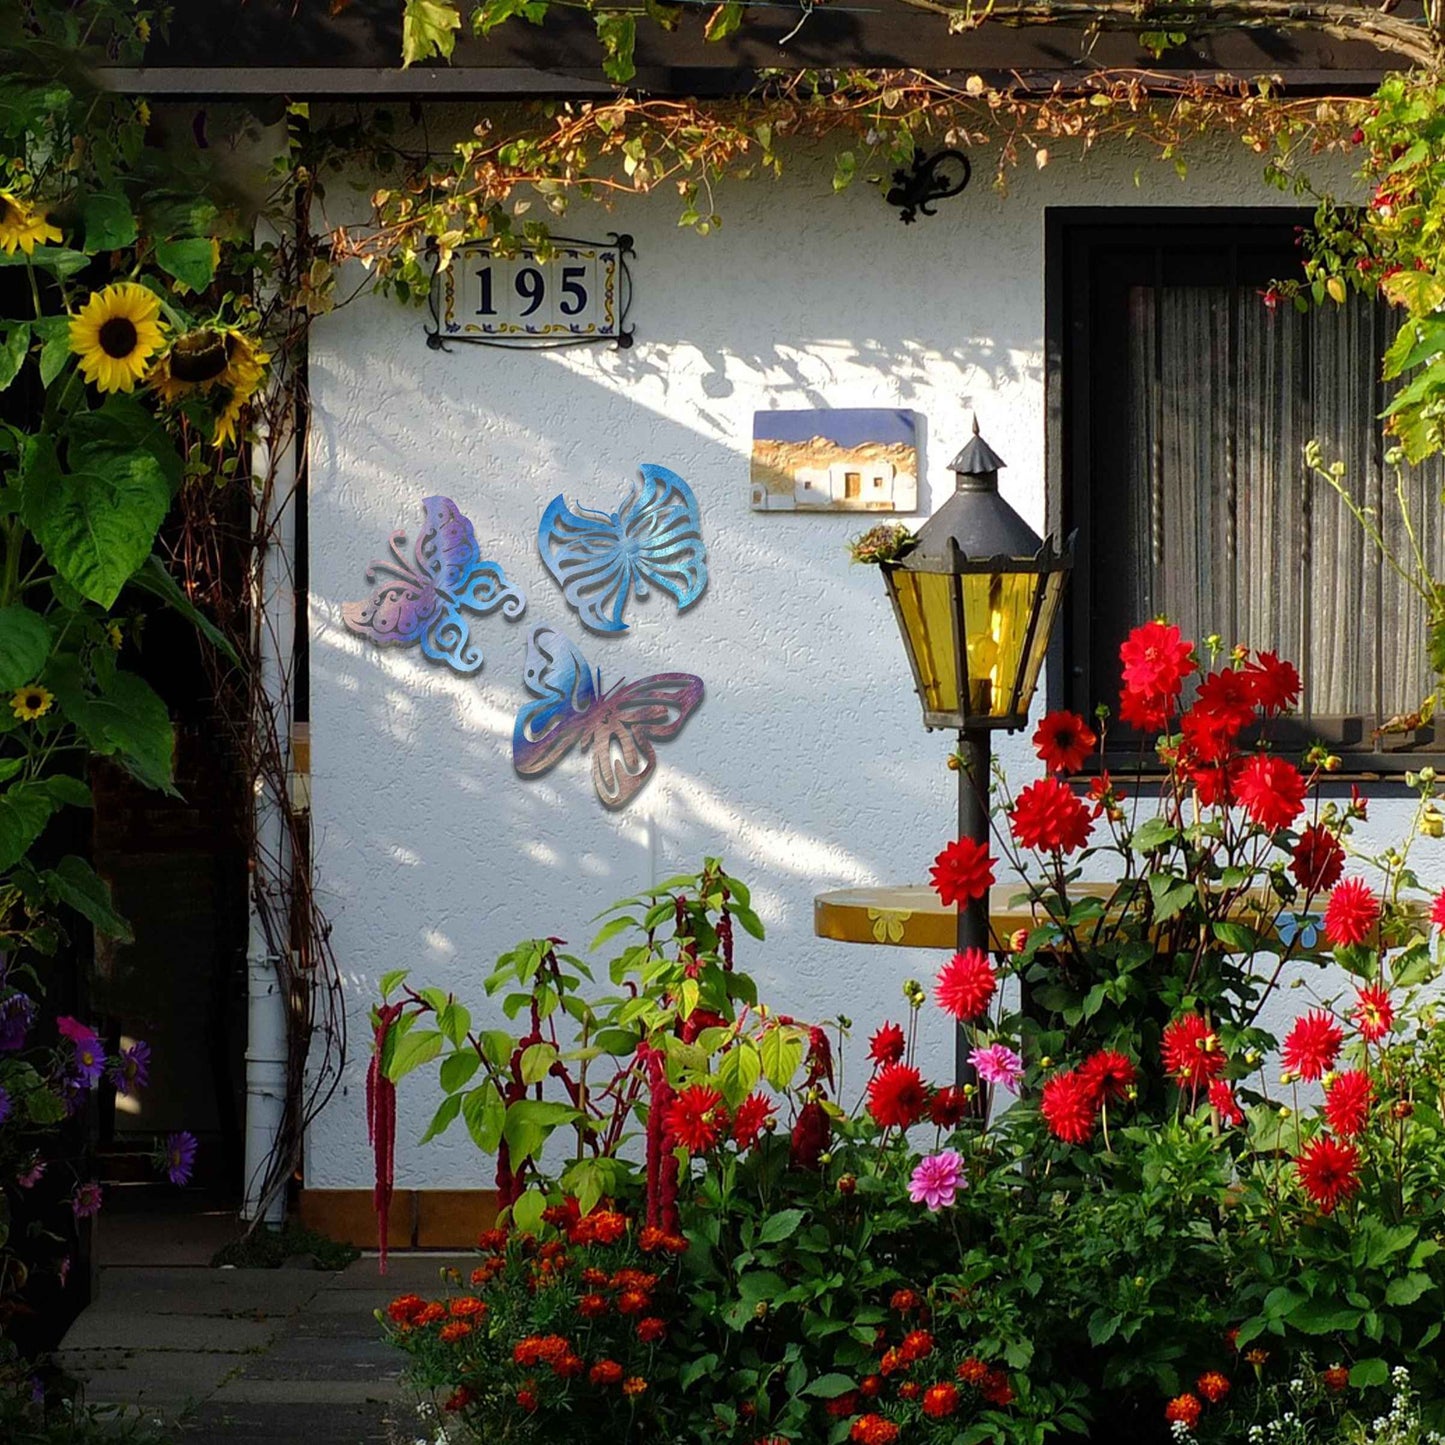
[150, 327, 269, 446]
[69, 282, 166, 394]
[0, 190, 61, 256]
[209, 331, 269, 447]
[10, 684, 54, 722]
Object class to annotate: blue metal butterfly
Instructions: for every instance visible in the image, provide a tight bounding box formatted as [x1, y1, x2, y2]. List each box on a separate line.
[537, 465, 707, 635]
[1276, 912, 1324, 950]
[342, 495, 525, 674]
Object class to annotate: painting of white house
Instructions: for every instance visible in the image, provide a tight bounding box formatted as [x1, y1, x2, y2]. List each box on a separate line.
[750, 408, 920, 512]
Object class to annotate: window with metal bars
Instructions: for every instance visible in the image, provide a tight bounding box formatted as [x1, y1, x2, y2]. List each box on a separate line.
[1047, 208, 1445, 771]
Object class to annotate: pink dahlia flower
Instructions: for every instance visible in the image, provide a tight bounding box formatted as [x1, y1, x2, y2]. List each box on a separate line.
[907, 1150, 965, 1211]
[969, 1042, 1024, 1093]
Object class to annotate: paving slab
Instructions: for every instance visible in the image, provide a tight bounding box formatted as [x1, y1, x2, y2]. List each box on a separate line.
[210, 1378, 405, 1405]
[174, 1399, 400, 1443]
[61, 1310, 280, 1353]
[232, 1334, 403, 1383]
[328, 1254, 471, 1290]
[85, 1266, 330, 1316]
[63, 1349, 243, 1405]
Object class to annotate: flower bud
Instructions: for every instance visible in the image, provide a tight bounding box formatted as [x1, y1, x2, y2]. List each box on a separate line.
[1040, 1056, 1053, 1069]
[1421, 766, 1437, 785]
[817, 1151, 832, 1166]
[1279, 1106, 1292, 1119]
[837, 1173, 857, 1195]
[754, 1300, 769, 1319]
[1009, 928, 1029, 953]
[1421, 810, 1443, 839]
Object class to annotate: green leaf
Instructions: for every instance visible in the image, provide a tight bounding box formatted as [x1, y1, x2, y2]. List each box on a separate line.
[520, 1041, 558, 1084]
[1287, 1298, 1362, 1334]
[439, 1050, 480, 1094]
[82, 191, 137, 252]
[69, 394, 183, 496]
[462, 1081, 505, 1152]
[42, 775, 92, 808]
[803, 1374, 859, 1399]
[715, 1040, 761, 1107]
[736, 1269, 784, 1306]
[0, 324, 29, 392]
[0, 781, 56, 870]
[759, 1026, 803, 1090]
[1385, 1272, 1432, 1306]
[757, 1208, 806, 1245]
[510, 1186, 546, 1235]
[402, 0, 462, 64]
[1147, 872, 1195, 923]
[126, 557, 239, 664]
[1350, 1358, 1390, 1388]
[679, 1354, 717, 1390]
[91, 668, 175, 792]
[594, 13, 637, 84]
[379, 968, 409, 998]
[33, 315, 70, 388]
[153, 238, 216, 293]
[386, 1028, 443, 1081]
[1130, 817, 1177, 852]
[704, 0, 744, 40]
[0, 605, 50, 690]
[24, 1087, 67, 1124]
[419, 1093, 462, 1144]
[590, 914, 636, 950]
[0, 248, 88, 278]
[41, 855, 131, 941]
[437, 1000, 471, 1046]
[20, 436, 169, 608]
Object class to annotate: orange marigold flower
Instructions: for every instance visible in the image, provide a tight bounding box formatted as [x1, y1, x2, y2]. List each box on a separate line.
[957, 1357, 990, 1385]
[826, 1391, 860, 1418]
[900, 1329, 934, 1362]
[611, 1269, 659, 1291]
[981, 1369, 1014, 1407]
[415, 1302, 446, 1326]
[898, 1381, 921, 1401]
[922, 1382, 960, 1418]
[517, 1383, 539, 1412]
[589, 1359, 624, 1386]
[386, 1294, 427, 1324]
[889, 1288, 922, 1314]
[477, 1227, 508, 1252]
[1245, 1348, 1270, 1368]
[622, 1376, 648, 1398]
[1196, 1371, 1230, 1403]
[1322, 1364, 1350, 1392]
[637, 1226, 667, 1252]
[637, 1316, 667, 1343]
[616, 1289, 650, 1316]
[879, 1347, 907, 1376]
[578, 1293, 609, 1318]
[581, 1266, 609, 1286]
[849, 1414, 900, 1445]
[859, 1374, 882, 1397]
[449, 1295, 487, 1318]
[443, 1385, 474, 1412]
[1165, 1394, 1202, 1429]
[438, 1320, 472, 1343]
[554, 1353, 585, 1378]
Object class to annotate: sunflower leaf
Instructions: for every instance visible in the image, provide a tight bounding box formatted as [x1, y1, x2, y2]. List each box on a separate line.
[0, 604, 49, 690]
[154, 237, 216, 293]
[33, 315, 70, 388]
[82, 191, 138, 252]
[0, 324, 29, 392]
[19, 435, 169, 609]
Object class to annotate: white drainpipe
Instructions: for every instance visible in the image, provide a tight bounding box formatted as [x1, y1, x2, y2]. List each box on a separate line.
[242, 338, 296, 1229]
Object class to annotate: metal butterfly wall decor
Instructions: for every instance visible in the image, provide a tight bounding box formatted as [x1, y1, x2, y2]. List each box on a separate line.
[512, 625, 704, 810]
[342, 495, 526, 675]
[537, 464, 707, 634]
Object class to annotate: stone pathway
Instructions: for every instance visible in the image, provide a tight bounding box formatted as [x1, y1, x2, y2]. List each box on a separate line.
[57, 1254, 470, 1443]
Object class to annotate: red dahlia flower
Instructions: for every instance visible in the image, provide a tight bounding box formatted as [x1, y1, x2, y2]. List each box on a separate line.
[935, 948, 997, 1022]
[1040, 1070, 1097, 1145]
[1351, 982, 1394, 1042]
[1282, 1010, 1343, 1082]
[867, 1063, 929, 1130]
[1323, 1069, 1373, 1139]
[867, 1022, 906, 1068]
[1431, 888, 1445, 928]
[923, 1382, 960, 1418]
[1244, 650, 1301, 714]
[929, 836, 996, 907]
[929, 1086, 970, 1127]
[1119, 685, 1171, 733]
[665, 1084, 728, 1153]
[1080, 1049, 1136, 1106]
[1323, 878, 1379, 948]
[1192, 667, 1258, 736]
[1234, 754, 1307, 830]
[1295, 1134, 1361, 1214]
[1208, 1080, 1244, 1127]
[1009, 776, 1093, 855]
[1292, 824, 1345, 893]
[731, 1092, 776, 1150]
[1032, 709, 1098, 773]
[1120, 620, 1195, 701]
[1160, 1013, 1226, 1090]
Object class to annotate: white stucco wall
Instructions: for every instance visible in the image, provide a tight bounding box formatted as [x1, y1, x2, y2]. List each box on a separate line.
[304, 131, 1430, 1191]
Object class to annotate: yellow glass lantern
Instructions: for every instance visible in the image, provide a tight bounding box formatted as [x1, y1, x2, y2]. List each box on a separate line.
[881, 422, 1072, 733]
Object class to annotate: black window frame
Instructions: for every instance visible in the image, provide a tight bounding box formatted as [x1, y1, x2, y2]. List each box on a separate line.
[1044, 205, 1445, 777]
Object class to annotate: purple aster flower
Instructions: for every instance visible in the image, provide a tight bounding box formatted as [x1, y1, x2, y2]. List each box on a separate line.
[907, 1149, 966, 1211]
[0, 991, 37, 1051]
[0, 1087, 10, 1125]
[969, 1041, 1025, 1094]
[71, 1181, 103, 1219]
[160, 1131, 197, 1186]
[108, 1040, 151, 1095]
[71, 1040, 105, 1088]
[16, 1159, 45, 1189]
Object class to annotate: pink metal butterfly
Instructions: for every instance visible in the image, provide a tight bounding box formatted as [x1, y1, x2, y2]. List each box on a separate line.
[512, 626, 704, 810]
[342, 496, 525, 674]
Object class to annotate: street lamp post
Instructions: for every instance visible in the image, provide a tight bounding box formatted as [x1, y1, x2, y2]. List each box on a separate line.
[879, 420, 1072, 1086]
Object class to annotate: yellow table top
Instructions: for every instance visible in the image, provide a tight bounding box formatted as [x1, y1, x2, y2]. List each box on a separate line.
[812, 882, 1329, 953]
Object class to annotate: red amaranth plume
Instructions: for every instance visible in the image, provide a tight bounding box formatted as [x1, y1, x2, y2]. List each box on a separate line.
[367, 1002, 403, 1272]
[641, 1044, 680, 1234]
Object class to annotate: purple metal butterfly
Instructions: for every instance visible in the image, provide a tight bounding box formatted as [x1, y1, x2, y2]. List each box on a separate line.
[342, 496, 525, 675]
[513, 626, 703, 809]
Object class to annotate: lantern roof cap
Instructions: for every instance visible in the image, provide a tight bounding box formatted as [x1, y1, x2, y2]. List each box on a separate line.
[947, 415, 1006, 481]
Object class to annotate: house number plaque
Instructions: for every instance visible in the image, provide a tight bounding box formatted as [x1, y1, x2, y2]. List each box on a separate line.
[426, 234, 634, 351]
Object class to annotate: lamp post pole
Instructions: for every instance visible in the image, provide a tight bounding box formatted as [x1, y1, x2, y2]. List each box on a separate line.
[955, 728, 991, 1092]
